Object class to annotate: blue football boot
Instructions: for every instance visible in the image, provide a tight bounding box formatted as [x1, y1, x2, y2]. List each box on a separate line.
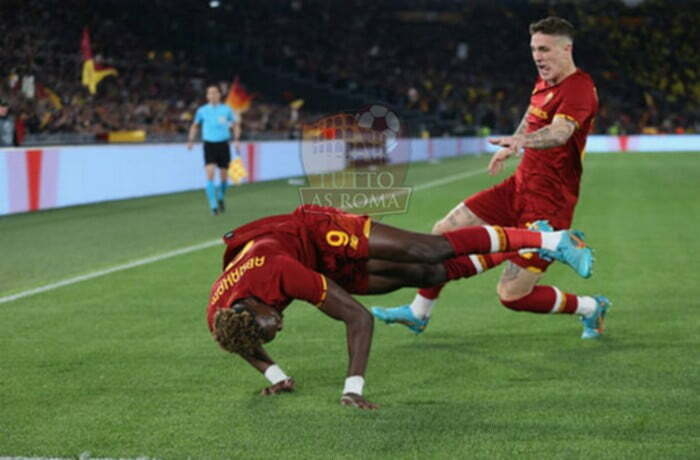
[370, 305, 429, 334]
[539, 229, 594, 278]
[581, 295, 612, 339]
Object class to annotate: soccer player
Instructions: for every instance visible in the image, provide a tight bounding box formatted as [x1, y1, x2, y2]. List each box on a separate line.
[372, 17, 611, 339]
[207, 204, 593, 410]
[187, 85, 242, 215]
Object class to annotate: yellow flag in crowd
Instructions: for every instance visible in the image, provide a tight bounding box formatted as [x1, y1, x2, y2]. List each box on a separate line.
[81, 27, 118, 94]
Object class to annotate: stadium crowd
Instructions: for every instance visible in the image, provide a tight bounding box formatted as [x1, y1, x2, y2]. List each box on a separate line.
[1, 0, 697, 144]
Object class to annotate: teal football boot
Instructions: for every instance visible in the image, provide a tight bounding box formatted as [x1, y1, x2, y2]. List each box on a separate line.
[370, 305, 429, 334]
[581, 295, 612, 339]
[540, 229, 594, 278]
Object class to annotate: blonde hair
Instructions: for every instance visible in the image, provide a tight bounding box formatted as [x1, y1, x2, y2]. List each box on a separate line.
[212, 307, 263, 356]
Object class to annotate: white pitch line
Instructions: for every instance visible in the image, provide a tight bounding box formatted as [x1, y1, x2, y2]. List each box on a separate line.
[0, 240, 220, 304]
[1, 163, 488, 304]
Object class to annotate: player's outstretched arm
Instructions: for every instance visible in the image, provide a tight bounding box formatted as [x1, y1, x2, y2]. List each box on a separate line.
[489, 116, 576, 152]
[318, 279, 379, 410]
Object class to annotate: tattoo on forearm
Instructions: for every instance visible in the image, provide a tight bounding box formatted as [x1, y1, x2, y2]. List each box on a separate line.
[522, 123, 573, 149]
[513, 114, 528, 136]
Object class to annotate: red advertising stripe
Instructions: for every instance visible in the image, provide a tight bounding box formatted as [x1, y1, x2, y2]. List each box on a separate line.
[619, 135, 629, 152]
[246, 143, 256, 182]
[26, 149, 43, 211]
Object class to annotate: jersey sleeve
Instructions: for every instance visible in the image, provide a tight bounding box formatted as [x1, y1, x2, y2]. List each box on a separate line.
[194, 107, 204, 124]
[276, 256, 327, 306]
[228, 107, 237, 123]
[554, 78, 597, 129]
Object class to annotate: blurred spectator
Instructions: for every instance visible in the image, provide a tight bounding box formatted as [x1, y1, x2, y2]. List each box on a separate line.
[0, 99, 17, 146]
[0, 0, 697, 142]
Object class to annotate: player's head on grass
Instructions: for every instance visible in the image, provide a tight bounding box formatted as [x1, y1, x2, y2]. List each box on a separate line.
[213, 298, 283, 356]
[529, 16, 576, 85]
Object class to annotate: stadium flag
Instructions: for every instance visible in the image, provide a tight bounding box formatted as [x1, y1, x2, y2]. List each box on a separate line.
[226, 76, 253, 114]
[81, 27, 118, 95]
[35, 84, 63, 110]
[228, 147, 249, 184]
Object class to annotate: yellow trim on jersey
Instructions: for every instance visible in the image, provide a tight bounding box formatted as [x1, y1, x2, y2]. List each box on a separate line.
[554, 113, 580, 129]
[225, 239, 255, 271]
[363, 218, 372, 238]
[316, 274, 328, 307]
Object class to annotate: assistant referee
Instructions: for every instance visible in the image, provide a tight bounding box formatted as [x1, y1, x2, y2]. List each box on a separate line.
[187, 85, 241, 215]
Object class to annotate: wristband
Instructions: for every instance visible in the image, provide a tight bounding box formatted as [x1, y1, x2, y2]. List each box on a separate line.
[342, 375, 364, 395]
[264, 364, 289, 384]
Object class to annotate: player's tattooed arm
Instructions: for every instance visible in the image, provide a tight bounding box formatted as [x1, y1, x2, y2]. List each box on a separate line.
[520, 116, 576, 149]
[489, 116, 575, 152]
[513, 111, 529, 136]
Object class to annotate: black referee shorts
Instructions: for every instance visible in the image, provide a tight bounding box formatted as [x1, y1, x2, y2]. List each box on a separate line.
[203, 141, 231, 168]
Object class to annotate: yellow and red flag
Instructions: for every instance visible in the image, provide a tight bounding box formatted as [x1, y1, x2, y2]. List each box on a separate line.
[81, 27, 118, 95]
[226, 76, 254, 113]
[35, 83, 63, 110]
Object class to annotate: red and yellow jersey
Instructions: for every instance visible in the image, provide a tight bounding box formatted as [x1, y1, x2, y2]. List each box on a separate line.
[516, 69, 598, 215]
[207, 204, 372, 330]
[206, 236, 328, 331]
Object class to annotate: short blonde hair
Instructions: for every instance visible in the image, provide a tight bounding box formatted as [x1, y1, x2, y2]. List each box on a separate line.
[212, 307, 263, 356]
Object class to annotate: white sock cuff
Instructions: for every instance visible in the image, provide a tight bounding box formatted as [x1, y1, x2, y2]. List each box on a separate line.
[483, 225, 501, 252]
[541, 231, 563, 251]
[576, 296, 597, 317]
[549, 286, 565, 313]
[264, 364, 289, 384]
[410, 294, 435, 319]
[343, 375, 365, 395]
[469, 255, 485, 273]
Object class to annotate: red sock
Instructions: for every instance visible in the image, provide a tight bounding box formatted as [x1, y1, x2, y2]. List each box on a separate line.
[444, 226, 543, 255]
[500, 286, 578, 314]
[418, 252, 514, 300]
[418, 285, 444, 299]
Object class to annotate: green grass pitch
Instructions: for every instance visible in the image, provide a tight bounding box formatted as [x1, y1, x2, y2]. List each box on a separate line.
[1, 153, 698, 459]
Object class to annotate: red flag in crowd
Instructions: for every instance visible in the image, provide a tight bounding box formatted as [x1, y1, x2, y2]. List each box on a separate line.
[81, 27, 118, 95]
[226, 76, 254, 113]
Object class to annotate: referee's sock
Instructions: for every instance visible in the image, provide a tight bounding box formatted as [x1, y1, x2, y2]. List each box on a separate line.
[218, 180, 228, 201]
[205, 180, 218, 210]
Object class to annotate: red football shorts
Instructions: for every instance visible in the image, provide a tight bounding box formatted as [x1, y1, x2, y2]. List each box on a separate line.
[464, 176, 575, 273]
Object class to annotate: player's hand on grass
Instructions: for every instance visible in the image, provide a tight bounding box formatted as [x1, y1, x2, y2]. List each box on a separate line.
[340, 393, 379, 410]
[260, 378, 295, 395]
[488, 147, 515, 175]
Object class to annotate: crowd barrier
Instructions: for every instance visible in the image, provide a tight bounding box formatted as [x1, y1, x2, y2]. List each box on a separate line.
[1, 135, 699, 216]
